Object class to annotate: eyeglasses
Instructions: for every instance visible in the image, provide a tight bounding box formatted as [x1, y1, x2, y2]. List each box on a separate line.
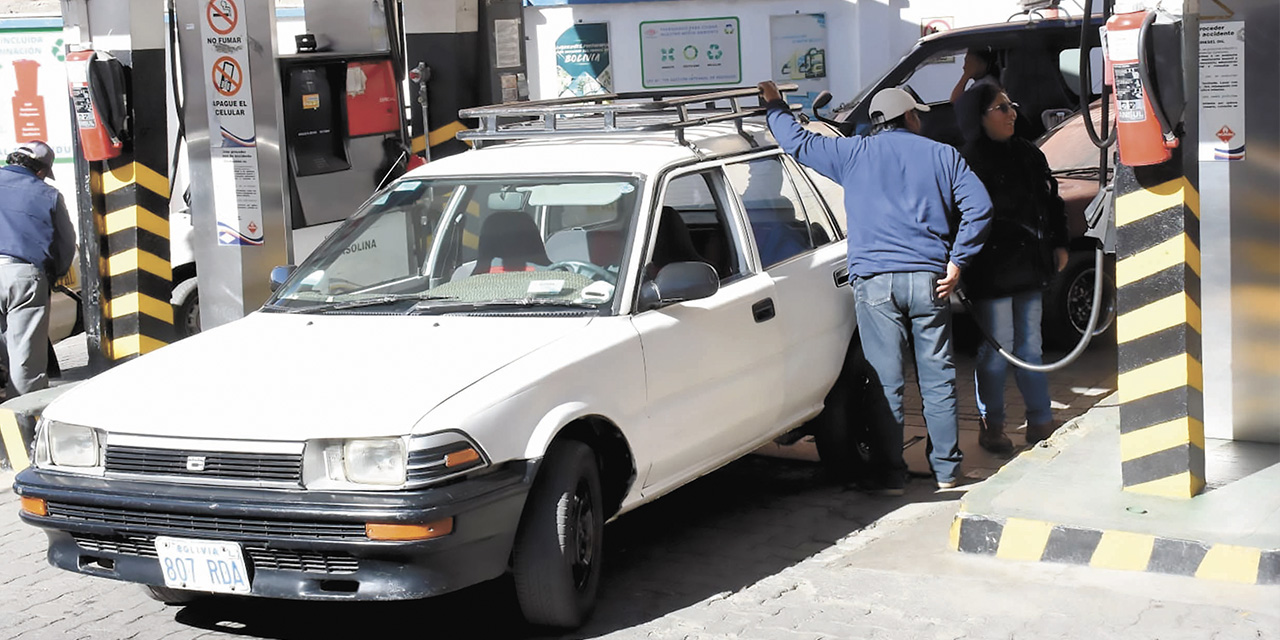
[987, 101, 1019, 114]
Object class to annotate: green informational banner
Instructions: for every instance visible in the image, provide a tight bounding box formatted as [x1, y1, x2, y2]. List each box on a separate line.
[556, 22, 612, 97]
[639, 17, 741, 89]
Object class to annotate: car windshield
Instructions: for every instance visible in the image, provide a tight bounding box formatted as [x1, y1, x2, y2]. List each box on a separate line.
[269, 175, 642, 315]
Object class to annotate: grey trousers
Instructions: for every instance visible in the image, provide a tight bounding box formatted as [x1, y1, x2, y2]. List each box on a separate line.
[0, 262, 50, 396]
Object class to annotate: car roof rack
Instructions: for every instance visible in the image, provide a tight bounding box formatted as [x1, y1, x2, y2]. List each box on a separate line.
[456, 84, 798, 149]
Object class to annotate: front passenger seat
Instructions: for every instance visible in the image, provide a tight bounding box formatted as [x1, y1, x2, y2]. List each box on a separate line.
[647, 207, 704, 278]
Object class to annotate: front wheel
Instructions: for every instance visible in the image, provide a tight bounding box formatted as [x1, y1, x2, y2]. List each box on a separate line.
[512, 440, 604, 629]
[143, 585, 206, 605]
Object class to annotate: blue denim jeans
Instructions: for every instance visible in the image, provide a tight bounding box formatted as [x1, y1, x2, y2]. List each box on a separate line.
[970, 290, 1053, 427]
[853, 271, 961, 484]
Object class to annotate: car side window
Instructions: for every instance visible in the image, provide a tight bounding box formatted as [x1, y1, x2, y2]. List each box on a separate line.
[723, 156, 816, 269]
[782, 157, 842, 246]
[650, 171, 741, 281]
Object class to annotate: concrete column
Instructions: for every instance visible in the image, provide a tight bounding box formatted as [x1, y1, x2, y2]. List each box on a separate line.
[62, 0, 174, 364]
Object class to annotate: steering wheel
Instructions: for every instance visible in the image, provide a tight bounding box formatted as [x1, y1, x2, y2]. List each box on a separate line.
[547, 260, 615, 283]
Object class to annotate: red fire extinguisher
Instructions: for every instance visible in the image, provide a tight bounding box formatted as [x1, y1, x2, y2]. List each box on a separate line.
[66, 50, 126, 161]
[1105, 5, 1178, 166]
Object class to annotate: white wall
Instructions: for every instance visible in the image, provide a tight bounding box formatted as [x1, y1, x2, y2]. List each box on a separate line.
[524, 0, 1027, 104]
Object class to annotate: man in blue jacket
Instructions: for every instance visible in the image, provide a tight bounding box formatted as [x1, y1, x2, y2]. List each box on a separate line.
[0, 141, 75, 397]
[759, 81, 992, 493]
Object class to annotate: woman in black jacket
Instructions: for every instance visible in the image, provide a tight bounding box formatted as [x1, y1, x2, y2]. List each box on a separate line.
[956, 83, 1069, 453]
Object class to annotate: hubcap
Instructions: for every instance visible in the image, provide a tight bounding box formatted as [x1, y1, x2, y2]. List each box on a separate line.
[1067, 268, 1115, 336]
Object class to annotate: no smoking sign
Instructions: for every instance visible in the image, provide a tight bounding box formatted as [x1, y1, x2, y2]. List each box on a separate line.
[207, 0, 238, 36]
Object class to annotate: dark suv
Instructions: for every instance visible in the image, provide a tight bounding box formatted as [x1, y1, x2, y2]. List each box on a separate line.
[827, 16, 1113, 348]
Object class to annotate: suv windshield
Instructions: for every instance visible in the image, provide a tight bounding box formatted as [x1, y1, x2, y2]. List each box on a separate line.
[270, 175, 642, 315]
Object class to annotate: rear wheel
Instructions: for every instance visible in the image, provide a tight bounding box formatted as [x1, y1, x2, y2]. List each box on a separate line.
[812, 337, 876, 482]
[512, 439, 604, 629]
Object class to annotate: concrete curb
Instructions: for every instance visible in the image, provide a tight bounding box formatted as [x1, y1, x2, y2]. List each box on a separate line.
[949, 399, 1280, 586]
[0, 384, 81, 472]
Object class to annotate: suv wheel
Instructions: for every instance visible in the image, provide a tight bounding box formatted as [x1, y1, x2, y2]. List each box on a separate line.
[512, 439, 603, 628]
[1043, 250, 1115, 350]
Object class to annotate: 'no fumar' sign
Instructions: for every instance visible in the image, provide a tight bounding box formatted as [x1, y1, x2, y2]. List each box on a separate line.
[199, 0, 265, 246]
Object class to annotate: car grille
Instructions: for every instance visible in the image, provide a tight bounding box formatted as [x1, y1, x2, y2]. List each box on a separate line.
[45, 502, 368, 541]
[105, 445, 303, 484]
[71, 532, 359, 574]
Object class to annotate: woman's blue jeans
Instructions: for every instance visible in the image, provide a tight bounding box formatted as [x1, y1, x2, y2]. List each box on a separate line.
[854, 271, 961, 484]
[970, 290, 1053, 427]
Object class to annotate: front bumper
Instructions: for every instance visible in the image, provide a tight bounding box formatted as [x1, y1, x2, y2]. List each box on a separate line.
[12, 461, 536, 601]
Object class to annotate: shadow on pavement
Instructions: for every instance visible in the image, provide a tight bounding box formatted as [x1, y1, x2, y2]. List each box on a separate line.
[168, 455, 961, 640]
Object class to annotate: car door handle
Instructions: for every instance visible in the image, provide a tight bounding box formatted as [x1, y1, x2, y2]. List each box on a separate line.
[833, 267, 849, 288]
[752, 298, 775, 323]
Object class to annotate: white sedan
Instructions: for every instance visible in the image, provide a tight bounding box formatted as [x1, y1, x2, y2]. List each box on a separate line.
[14, 90, 871, 629]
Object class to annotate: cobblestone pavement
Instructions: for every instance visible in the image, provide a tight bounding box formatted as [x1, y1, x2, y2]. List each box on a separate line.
[3, 333, 1277, 639]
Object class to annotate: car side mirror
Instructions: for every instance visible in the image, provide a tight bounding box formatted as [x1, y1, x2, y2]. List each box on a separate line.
[638, 261, 719, 311]
[269, 265, 296, 292]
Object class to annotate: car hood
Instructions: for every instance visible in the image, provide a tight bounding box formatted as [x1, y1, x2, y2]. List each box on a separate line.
[46, 311, 593, 441]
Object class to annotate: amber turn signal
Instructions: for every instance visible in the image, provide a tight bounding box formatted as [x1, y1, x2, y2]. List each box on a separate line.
[444, 447, 481, 468]
[366, 517, 454, 541]
[20, 497, 47, 517]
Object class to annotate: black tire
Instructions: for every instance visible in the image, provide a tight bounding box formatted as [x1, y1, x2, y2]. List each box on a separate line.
[1043, 250, 1115, 350]
[171, 278, 201, 339]
[812, 337, 876, 482]
[143, 585, 205, 605]
[512, 440, 604, 629]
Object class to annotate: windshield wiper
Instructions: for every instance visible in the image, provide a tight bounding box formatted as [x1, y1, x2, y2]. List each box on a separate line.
[411, 298, 603, 314]
[1051, 167, 1099, 179]
[271, 293, 458, 314]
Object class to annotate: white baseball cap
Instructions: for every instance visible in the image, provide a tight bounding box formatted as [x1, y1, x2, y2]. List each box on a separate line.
[869, 88, 930, 123]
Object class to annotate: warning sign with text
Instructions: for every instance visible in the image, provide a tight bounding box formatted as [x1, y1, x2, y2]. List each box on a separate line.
[199, 0, 265, 245]
[1198, 21, 1245, 161]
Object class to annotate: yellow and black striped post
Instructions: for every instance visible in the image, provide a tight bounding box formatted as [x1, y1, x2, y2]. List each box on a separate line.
[90, 49, 173, 362]
[1114, 158, 1204, 498]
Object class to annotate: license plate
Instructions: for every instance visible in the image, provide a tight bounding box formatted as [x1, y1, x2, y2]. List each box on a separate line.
[154, 536, 251, 594]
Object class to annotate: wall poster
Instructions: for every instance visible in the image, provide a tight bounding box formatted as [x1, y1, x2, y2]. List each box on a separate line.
[556, 22, 612, 97]
[770, 13, 829, 114]
[640, 17, 741, 89]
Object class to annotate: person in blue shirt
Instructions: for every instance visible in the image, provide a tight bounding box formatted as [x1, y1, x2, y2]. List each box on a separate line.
[758, 81, 992, 493]
[0, 141, 75, 397]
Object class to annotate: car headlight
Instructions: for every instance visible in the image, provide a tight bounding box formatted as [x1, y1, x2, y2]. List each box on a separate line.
[304, 432, 488, 490]
[36, 419, 103, 471]
[340, 438, 406, 486]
